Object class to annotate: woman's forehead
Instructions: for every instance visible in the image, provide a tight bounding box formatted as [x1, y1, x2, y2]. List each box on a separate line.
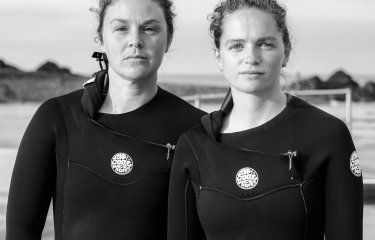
[221, 8, 280, 38]
[105, 0, 165, 22]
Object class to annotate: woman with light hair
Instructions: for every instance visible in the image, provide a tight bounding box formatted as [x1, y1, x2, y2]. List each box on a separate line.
[168, 0, 363, 239]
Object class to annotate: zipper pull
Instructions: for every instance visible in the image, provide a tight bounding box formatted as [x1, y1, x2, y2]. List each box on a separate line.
[166, 143, 176, 161]
[165, 143, 175, 172]
[287, 150, 298, 179]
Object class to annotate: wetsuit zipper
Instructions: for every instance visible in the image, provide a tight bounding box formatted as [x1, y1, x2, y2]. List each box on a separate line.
[90, 119, 176, 170]
[239, 147, 299, 180]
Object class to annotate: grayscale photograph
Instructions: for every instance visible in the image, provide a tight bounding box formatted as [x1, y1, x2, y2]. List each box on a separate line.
[0, 0, 374, 239]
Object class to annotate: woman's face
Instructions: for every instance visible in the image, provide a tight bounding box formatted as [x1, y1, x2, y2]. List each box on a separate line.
[101, 0, 169, 82]
[216, 7, 288, 95]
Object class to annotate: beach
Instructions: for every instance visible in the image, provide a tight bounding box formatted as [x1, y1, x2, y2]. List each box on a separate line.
[1, 101, 374, 239]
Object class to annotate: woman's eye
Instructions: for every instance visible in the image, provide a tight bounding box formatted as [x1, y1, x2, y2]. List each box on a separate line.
[260, 42, 274, 49]
[115, 26, 128, 32]
[143, 26, 157, 34]
[229, 43, 243, 50]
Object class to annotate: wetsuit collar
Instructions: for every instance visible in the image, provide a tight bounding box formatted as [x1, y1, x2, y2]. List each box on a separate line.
[81, 70, 109, 118]
[202, 89, 292, 141]
[201, 89, 233, 141]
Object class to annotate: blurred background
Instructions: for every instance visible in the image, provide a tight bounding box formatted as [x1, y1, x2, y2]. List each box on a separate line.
[1, 0, 375, 239]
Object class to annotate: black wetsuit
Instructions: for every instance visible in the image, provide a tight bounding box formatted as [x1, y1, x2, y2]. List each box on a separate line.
[168, 94, 363, 240]
[6, 70, 206, 240]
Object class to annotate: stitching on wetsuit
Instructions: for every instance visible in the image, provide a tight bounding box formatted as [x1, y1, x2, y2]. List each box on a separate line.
[299, 184, 308, 240]
[55, 98, 72, 164]
[55, 97, 72, 240]
[200, 178, 312, 202]
[183, 134, 202, 181]
[70, 162, 167, 186]
[184, 177, 190, 240]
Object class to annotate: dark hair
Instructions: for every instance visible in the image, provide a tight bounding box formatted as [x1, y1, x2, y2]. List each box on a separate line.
[208, 0, 291, 55]
[91, 0, 176, 46]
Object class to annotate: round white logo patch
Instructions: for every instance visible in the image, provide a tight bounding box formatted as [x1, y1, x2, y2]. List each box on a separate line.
[350, 151, 362, 177]
[111, 153, 133, 175]
[236, 167, 259, 190]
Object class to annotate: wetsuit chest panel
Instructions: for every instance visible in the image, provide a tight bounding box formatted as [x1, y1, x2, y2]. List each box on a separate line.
[68, 120, 169, 184]
[197, 188, 306, 240]
[200, 141, 301, 197]
[62, 116, 170, 239]
[63, 166, 168, 240]
[195, 141, 307, 239]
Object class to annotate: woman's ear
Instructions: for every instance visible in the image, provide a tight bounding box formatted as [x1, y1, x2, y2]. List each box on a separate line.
[215, 49, 223, 71]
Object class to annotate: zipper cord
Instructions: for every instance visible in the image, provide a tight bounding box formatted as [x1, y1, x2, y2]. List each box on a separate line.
[165, 143, 176, 172]
[286, 150, 299, 180]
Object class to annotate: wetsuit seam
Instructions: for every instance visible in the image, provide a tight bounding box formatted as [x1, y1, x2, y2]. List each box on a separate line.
[183, 134, 201, 182]
[55, 98, 71, 163]
[299, 184, 308, 240]
[70, 162, 167, 186]
[89, 118, 173, 150]
[184, 178, 190, 240]
[55, 98, 72, 240]
[201, 179, 311, 202]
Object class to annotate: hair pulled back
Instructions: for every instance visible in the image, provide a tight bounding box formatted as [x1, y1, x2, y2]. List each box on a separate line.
[209, 0, 291, 55]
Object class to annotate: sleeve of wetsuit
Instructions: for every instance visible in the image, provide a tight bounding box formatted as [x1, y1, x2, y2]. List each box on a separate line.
[324, 121, 363, 240]
[6, 99, 62, 240]
[168, 134, 205, 240]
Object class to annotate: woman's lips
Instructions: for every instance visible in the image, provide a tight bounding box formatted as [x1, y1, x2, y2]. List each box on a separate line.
[239, 70, 265, 77]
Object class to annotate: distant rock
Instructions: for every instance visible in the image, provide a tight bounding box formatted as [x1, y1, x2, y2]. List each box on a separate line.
[0, 82, 17, 103]
[324, 70, 362, 101]
[36, 61, 72, 75]
[0, 59, 21, 72]
[308, 76, 325, 89]
[289, 75, 318, 90]
[325, 70, 359, 89]
[362, 81, 375, 101]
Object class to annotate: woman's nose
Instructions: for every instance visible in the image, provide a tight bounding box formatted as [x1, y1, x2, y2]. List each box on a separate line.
[244, 47, 260, 65]
[129, 40, 144, 48]
[128, 31, 144, 48]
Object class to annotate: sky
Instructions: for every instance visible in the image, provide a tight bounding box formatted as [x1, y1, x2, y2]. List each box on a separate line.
[0, 0, 375, 78]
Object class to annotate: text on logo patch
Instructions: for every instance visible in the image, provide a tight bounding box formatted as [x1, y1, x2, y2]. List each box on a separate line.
[111, 152, 133, 175]
[350, 151, 362, 177]
[236, 167, 259, 190]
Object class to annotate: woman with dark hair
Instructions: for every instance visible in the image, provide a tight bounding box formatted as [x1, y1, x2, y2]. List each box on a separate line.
[6, 0, 205, 239]
[167, 0, 363, 239]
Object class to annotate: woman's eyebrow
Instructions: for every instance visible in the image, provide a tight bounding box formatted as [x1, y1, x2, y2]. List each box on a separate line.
[142, 19, 161, 25]
[109, 18, 129, 24]
[109, 18, 161, 25]
[257, 36, 277, 41]
[224, 39, 245, 46]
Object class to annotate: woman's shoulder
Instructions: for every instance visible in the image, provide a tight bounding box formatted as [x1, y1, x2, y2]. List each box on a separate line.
[288, 95, 351, 138]
[33, 89, 84, 123]
[157, 87, 206, 115]
[55, 88, 84, 104]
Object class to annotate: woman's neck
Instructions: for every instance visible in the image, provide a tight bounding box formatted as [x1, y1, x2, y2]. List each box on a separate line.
[221, 87, 287, 133]
[99, 67, 158, 114]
